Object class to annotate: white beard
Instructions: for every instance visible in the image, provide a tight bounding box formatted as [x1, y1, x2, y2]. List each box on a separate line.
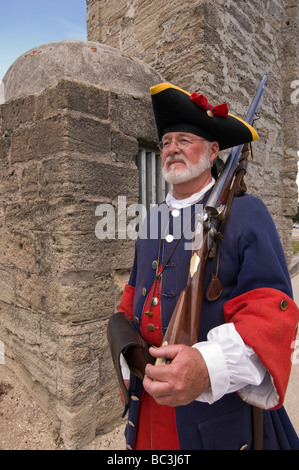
[162, 149, 211, 185]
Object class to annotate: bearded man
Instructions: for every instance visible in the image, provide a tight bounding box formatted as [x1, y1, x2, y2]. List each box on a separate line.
[114, 82, 299, 450]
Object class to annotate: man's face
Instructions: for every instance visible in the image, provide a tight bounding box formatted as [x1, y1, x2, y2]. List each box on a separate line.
[160, 132, 216, 185]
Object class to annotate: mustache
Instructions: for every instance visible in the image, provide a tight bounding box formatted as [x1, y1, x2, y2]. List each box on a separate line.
[164, 155, 188, 168]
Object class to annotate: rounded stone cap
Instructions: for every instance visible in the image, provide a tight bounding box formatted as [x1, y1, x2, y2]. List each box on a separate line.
[2, 40, 164, 102]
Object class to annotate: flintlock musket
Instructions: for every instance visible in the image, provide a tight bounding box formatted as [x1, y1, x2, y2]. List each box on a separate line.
[157, 75, 268, 351]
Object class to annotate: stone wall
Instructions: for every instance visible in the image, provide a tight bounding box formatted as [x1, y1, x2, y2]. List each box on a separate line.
[0, 41, 162, 448]
[87, 0, 299, 263]
[1, 0, 298, 450]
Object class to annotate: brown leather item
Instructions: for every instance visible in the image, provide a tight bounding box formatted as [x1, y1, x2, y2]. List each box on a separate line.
[206, 274, 224, 301]
[107, 312, 154, 405]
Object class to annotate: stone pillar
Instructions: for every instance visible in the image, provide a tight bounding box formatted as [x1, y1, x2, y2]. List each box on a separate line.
[87, 0, 299, 264]
[0, 41, 163, 448]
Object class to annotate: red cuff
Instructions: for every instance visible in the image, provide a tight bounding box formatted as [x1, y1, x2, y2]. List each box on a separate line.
[118, 284, 135, 319]
[223, 288, 299, 409]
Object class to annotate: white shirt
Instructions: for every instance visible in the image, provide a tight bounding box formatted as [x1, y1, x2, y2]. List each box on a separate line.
[165, 179, 215, 209]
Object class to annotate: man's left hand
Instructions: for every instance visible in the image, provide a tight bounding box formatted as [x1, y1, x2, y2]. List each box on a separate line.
[143, 344, 211, 407]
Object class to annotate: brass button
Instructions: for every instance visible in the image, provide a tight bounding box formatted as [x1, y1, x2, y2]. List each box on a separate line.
[152, 260, 158, 269]
[134, 316, 140, 325]
[280, 299, 288, 311]
[144, 310, 153, 317]
[142, 287, 147, 296]
[147, 323, 155, 332]
[151, 297, 159, 306]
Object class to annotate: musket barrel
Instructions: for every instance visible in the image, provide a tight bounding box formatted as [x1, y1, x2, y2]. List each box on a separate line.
[205, 75, 267, 213]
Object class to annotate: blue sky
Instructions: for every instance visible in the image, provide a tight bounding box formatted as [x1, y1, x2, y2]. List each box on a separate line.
[0, 0, 87, 81]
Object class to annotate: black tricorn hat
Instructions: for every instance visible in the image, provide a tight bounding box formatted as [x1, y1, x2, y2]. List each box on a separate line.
[150, 83, 258, 150]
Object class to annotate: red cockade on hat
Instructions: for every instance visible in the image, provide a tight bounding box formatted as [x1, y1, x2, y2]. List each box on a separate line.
[190, 92, 229, 118]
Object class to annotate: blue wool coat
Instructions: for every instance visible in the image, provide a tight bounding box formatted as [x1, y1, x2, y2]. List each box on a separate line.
[121, 193, 299, 450]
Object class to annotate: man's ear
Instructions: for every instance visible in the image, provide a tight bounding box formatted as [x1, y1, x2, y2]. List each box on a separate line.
[209, 141, 220, 163]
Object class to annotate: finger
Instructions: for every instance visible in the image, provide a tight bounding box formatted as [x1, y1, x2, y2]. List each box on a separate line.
[143, 373, 171, 396]
[143, 375, 178, 406]
[149, 344, 181, 360]
[145, 362, 168, 381]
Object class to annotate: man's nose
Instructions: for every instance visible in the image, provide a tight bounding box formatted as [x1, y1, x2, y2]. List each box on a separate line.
[167, 140, 180, 153]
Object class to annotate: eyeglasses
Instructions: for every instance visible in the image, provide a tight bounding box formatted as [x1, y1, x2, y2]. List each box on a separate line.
[157, 136, 206, 152]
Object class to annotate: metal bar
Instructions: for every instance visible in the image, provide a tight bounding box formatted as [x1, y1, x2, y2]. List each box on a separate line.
[139, 149, 147, 208]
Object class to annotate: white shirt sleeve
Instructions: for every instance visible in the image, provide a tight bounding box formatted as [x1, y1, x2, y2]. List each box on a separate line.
[192, 323, 279, 409]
